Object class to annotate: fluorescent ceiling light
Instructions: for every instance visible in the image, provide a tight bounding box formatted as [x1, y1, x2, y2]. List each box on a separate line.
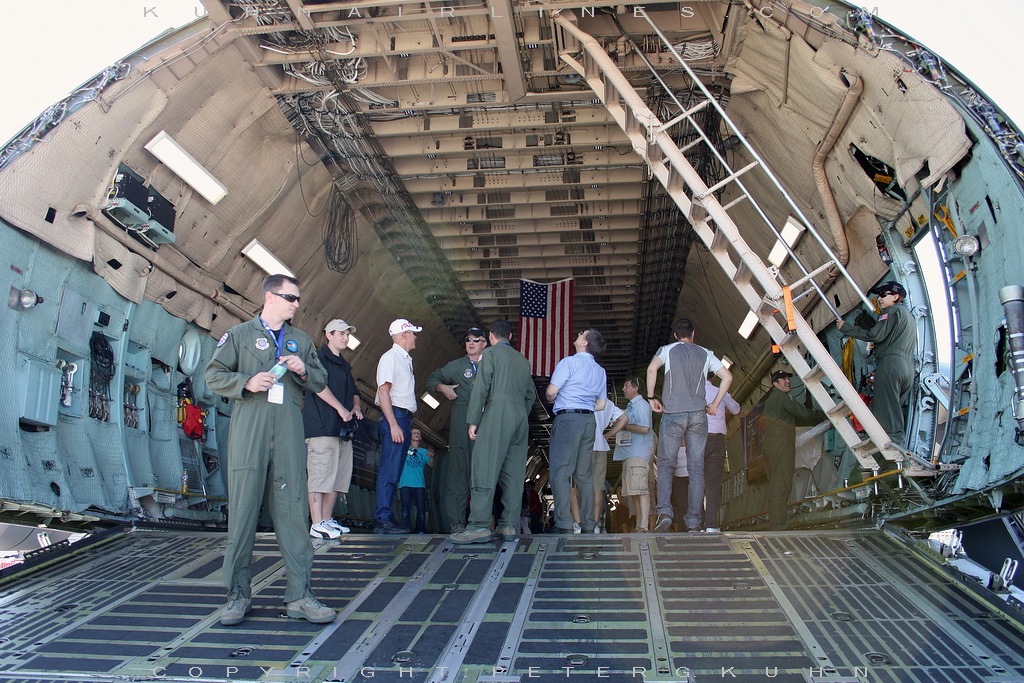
[720, 355, 734, 369]
[738, 311, 759, 339]
[767, 217, 806, 268]
[241, 239, 295, 277]
[144, 130, 228, 204]
[421, 392, 440, 410]
[347, 334, 361, 350]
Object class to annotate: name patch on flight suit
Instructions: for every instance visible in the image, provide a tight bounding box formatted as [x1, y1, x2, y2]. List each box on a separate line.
[285, 340, 298, 352]
[255, 338, 270, 350]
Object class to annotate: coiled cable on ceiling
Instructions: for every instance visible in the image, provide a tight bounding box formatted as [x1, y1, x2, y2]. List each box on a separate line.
[322, 182, 356, 274]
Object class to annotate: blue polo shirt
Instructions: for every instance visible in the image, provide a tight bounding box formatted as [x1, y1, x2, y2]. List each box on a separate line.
[614, 395, 654, 461]
[549, 352, 607, 412]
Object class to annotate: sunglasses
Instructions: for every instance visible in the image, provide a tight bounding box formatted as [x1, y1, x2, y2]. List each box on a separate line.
[878, 291, 896, 298]
[465, 337, 486, 343]
[271, 291, 301, 303]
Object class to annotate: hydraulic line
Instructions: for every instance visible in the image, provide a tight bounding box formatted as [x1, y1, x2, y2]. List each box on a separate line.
[999, 285, 1024, 442]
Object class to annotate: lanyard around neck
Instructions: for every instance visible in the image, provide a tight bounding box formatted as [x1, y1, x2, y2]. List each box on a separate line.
[260, 318, 285, 357]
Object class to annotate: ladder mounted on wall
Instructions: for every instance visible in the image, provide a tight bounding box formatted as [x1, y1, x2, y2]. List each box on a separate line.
[554, 10, 916, 473]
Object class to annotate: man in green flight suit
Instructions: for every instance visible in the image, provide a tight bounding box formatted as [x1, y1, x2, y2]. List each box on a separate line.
[427, 326, 488, 533]
[836, 280, 917, 445]
[450, 320, 537, 544]
[762, 370, 826, 530]
[205, 274, 335, 626]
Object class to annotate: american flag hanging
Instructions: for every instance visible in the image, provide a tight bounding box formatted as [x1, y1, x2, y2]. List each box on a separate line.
[518, 278, 574, 377]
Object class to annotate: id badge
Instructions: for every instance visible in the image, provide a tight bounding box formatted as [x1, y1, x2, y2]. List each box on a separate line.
[616, 431, 633, 447]
[268, 382, 285, 405]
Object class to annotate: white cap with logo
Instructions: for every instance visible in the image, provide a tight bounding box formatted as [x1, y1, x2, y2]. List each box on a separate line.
[325, 319, 357, 334]
[389, 318, 423, 335]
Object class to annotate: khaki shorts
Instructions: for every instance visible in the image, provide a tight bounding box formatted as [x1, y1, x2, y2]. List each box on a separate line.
[592, 451, 608, 492]
[305, 436, 353, 494]
[572, 452, 610, 492]
[621, 456, 650, 496]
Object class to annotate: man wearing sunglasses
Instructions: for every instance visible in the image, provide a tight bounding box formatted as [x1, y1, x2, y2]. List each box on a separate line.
[451, 320, 537, 544]
[427, 327, 489, 533]
[206, 274, 333, 626]
[836, 280, 916, 445]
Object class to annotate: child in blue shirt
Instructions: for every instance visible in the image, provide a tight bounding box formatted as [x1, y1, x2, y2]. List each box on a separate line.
[399, 429, 432, 533]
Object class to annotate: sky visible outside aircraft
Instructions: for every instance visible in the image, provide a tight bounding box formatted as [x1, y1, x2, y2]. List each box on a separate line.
[0, 0, 1021, 144]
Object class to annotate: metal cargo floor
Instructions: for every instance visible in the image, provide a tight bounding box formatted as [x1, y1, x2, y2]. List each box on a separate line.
[1, 530, 1023, 682]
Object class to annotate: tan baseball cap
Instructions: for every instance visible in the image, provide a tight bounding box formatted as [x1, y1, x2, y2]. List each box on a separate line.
[325, 319, 357, 334]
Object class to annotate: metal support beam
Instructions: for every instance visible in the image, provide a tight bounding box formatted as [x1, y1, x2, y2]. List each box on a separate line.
[282, 0, 316, 31]
[487, 0, 527, 101]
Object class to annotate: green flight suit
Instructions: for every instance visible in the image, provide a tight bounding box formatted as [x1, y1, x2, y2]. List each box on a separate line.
[762, 389, 825, 530]
[842, 303, 916, 444]
[205, 316, 327, 603]
[427, 356, 478, 531]
[464, 341, 537, 530]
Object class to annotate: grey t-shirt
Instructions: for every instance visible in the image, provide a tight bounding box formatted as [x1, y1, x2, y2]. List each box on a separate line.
[656, 341, 723, 413]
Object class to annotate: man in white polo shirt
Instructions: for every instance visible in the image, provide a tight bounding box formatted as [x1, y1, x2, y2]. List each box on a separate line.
[374, 318, 421, 534]
[703, 376, 740, 532]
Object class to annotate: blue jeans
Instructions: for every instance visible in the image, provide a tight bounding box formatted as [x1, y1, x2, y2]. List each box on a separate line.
[375, 409, 411, 524]
[655, 410, 708, 530]
[400, 486, 427, 532]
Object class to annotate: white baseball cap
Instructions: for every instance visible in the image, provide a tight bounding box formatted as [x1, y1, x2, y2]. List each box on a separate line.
[325, 319, 357, 334]
[389, 319, 423, 335]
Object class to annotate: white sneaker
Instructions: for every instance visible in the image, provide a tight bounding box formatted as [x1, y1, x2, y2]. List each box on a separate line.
[572, 522, 582, 534]
[310, 520, 341, 539]
[325, 518, 351, 534]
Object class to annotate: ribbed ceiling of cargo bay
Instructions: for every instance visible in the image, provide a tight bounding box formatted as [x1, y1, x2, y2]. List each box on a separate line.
[191, 0, 744, 381]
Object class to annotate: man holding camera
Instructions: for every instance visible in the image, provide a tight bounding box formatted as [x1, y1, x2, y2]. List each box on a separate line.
[303, 319, 363, 539]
